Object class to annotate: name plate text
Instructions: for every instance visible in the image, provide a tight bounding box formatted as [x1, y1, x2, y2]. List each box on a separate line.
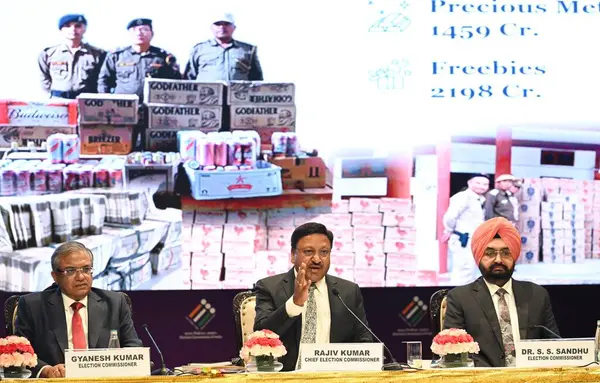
[515, 338, 595, 368]
[65, 347, 151, 378]
[299, 343, 383, 372]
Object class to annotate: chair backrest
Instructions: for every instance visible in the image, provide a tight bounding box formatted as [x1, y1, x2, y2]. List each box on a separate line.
[429, 289, 449, 335]
[233, 290, 257, 351]
[4, 295, 21, 335]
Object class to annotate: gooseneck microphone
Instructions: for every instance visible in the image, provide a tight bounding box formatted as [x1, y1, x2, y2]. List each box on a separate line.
[532, 325, 562, 339]
[332, 288, 403, 371]
[142, 324, 174, 375]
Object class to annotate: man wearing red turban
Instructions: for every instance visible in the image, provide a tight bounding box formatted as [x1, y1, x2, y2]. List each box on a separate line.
[442, 217, 560, 367]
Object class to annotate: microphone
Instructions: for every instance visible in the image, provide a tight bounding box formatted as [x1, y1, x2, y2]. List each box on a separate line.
[332, 288, 403, 371]
[142, 324, 174, 375]
[531, 325, 562, 339]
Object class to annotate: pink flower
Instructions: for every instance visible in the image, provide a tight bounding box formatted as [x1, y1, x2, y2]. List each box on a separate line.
[12, 353, 24, 367]
[239, 330, 288, 362]
[430, 328, 480, 356]
[0, 353, 15, 368]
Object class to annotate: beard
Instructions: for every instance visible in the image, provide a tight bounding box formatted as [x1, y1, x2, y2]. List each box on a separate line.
[479, 262, 514, 284]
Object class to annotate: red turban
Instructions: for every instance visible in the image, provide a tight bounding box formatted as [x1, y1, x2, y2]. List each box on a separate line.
[471, 217, 521, 265]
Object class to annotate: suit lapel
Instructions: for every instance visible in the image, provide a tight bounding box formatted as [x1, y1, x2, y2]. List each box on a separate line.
[282, 268, 301, 347]
[472, 278, 503, 349]
[47, 290, 68, 356]
[282, 268, 295, 300]
[326, 276, 339, 342]
[512, 280, 530, 339]
[87, 290, 105, 349]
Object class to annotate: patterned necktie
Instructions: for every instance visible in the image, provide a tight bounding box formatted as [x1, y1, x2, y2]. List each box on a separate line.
[298, 285, 317, 369]
[71, 302, 87, 350]
[496, 288, 515, 366]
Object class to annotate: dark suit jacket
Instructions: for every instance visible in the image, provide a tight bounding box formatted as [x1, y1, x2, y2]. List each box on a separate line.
[443, 277, 560, 367]
[254, 269, 374, 371]
[14, 287, 143, 376]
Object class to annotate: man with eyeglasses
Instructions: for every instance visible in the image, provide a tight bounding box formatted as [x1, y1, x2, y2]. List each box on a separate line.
[254, 222, 373, 372]
[14, 241, 142, 378]
[443, 217, 559, 367]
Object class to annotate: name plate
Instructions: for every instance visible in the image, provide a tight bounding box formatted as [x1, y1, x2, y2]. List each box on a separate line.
[65, 347, 151, 378]
[515, 338, 595, 368]
[299, 343, 383, 372]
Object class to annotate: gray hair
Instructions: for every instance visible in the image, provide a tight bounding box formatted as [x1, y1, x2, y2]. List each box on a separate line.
[51, 241, 94, 271]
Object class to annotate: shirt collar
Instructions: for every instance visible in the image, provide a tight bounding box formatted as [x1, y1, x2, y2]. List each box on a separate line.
[293, 268, 326, 291]
[61, 293, 88, 310]
[210, 38, 237, 48]
[484, 277, 514, 297]
[59, 42, 88, 52]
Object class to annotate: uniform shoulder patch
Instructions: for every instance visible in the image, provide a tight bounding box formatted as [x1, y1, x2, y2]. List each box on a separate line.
[43, 45, 60, 55]
[192, 40, 212, 49]
[110, 46, 129, 55]
[489, 189, 500, 196]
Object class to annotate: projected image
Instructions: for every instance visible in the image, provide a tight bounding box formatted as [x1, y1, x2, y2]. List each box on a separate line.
[0, 1, 599, 293]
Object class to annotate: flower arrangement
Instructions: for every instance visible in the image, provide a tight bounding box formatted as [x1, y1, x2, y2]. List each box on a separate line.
[0, 336, 38, 369]
[430, 329, 480, 356]
[240, 330, 287, 361]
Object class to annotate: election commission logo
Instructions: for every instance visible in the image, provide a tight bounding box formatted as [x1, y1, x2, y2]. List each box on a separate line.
[186, 299, 216, 330]
[399, 296, 428, 327]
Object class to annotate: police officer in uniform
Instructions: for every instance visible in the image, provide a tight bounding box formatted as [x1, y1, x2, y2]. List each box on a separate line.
[508, 177, 523, 222]
[38, 14, 105, 99]
[98, 18, 180, 150]
[442, 174, 490, 285]
[484, 174, 518, 224]
[184, 12, 264, 81]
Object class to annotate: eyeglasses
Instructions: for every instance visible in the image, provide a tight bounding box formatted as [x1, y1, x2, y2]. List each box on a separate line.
[55, 267, 94, 276]
[483, 248, 512, 259]
[296, 248, 331, 258]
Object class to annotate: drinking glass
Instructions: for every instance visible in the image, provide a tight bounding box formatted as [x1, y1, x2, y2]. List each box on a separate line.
[405, 341, 422, 368]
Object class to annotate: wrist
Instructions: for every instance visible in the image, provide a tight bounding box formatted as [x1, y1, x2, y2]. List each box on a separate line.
[293, 297, 305, 306]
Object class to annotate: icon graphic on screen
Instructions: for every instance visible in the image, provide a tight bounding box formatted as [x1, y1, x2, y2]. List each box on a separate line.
[399, 296, 428, 327]
[368, 0, 411, 32]
[186, 299, 216, 330]
[369, 59, 412, 90]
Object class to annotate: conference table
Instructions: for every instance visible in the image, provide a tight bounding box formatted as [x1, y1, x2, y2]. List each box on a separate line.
[5, 367, 600, 383]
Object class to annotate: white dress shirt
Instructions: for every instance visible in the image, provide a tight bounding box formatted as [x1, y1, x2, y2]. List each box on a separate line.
[61, 294, 89, 350]
[483, 278, 521, 342]
[285, 273, 331, 369]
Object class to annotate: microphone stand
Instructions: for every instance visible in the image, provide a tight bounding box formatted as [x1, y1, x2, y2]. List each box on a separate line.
[142, 324, 174, 375]
[332, 289, 403, 371]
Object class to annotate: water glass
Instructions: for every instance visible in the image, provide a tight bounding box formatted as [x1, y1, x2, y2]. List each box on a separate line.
[405, 341, 422, 368]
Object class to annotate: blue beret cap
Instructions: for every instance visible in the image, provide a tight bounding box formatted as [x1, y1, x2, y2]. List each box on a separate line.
[58, 14, 87, 29]
[127, 18, 152, 30]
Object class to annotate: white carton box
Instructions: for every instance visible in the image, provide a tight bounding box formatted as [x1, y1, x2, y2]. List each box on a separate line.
[144, 79, 225, 105]
[230, 104, 296, 128]
[147, 104, 222, 131]
[228, 82, 295, 105]
[77, 93, 139, 125]
[185, 161, 282, 200]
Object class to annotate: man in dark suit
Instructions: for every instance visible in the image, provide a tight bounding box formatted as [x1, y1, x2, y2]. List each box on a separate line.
[15, 241, 142, 378]
[444, 217, 559, 367]
[254, 222, 373, 371]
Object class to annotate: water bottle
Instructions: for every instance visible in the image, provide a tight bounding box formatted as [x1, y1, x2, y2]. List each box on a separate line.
[108, 330, 120, 349]
[595, 320, 600, 363]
